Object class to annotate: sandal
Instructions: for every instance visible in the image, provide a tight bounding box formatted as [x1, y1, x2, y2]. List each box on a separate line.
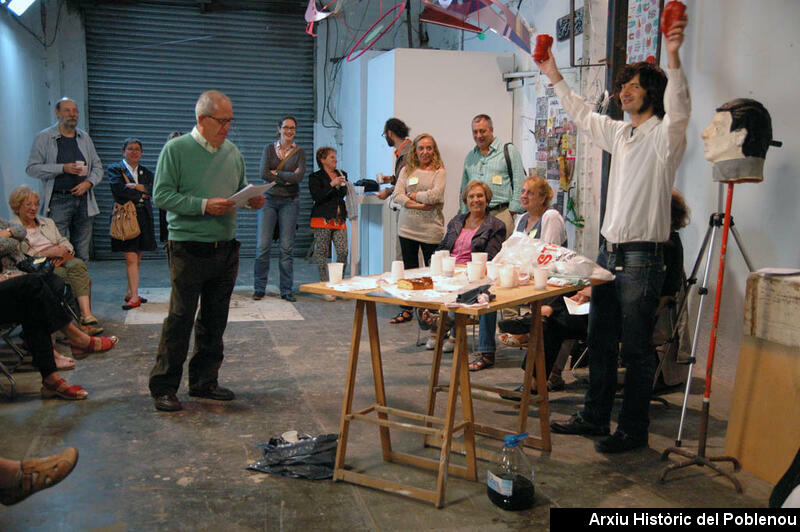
[41, 377, 88, 400]
[468, 354, 495, 372]
[417, 308, 437, 330]
[124, 295, 148, 303]
[122, 297, 143, 310]
[0, 447, 79, 505]
[79, 317, 104, 336]
[54, 351, 75, 371]
[499, 333, 528, 348]
[70, 335, 118, 359]
[390, 309, 413, 324]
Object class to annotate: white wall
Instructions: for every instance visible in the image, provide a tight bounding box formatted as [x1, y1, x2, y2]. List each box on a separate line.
[674, 1, 800, 385]
[0, 1, 86, 220]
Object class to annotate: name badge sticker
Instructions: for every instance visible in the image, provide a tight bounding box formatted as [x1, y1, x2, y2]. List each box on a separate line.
[408, 176, 419, 186]
[492, 174, 503, 185]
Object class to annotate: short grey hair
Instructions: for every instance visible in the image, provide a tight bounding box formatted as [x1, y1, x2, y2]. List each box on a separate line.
[195, 90, 230, 119]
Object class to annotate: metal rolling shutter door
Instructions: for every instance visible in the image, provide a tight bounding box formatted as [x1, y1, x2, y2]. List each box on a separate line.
[84, 3, 314, 260]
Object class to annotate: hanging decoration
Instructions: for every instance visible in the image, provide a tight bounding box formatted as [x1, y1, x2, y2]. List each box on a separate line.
[420, 0, 534, 54]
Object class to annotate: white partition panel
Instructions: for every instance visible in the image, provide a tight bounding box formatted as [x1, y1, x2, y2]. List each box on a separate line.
[360, 48, 515, 275]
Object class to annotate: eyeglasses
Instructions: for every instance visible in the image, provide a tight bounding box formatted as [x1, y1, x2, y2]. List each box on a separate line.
[207, 116, 235, 126]
[281, 126, 296, 131]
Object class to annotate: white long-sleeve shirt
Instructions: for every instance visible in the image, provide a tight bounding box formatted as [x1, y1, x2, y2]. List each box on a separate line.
[553, 68, 690, 244]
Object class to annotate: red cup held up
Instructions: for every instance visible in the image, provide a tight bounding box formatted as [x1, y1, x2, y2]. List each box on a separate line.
[533, 34, 553, 62]
[660, 1, 686, 35]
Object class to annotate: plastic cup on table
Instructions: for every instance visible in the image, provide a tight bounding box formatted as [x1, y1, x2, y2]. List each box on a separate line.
[499, 265, 518, 288]
[467, 261, 485, 282]
[486, 262, 499, 281]
[442, 257, 456, 278]
[533, 267, 548, 290]
[327, 262, 344, 283]
[390, 260, 405, 282]
[430, 254, 443, 276]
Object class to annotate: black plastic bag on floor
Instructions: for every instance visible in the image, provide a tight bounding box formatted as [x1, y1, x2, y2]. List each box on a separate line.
[247, 433, 338, 480]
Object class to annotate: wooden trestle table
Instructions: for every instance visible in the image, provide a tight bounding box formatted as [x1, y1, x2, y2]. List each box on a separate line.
[300, 275, 589, 507]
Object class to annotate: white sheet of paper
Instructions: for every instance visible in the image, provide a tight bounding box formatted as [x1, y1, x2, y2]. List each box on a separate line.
[228, 183, 274, 207]
[564, 296, 590, 315]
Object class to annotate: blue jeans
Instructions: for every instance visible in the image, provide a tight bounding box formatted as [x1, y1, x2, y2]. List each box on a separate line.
[581, 247, 665, 439]
[48, 192, 92, 261]
[449, 311, 497, 354]
[254, 196, 299, 295]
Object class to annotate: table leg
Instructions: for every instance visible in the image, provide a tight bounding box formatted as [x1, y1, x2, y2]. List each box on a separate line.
[333, 300, 365, 480]
[425, 312, 449, 422]
[520, 301, 551, 450]
[456, 318, 477, 482]
[435, 314, 472, 507]
[365, 301, 392, 460]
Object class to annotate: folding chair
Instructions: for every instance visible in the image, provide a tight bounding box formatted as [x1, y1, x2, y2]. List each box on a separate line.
[0, 322, 26, 400]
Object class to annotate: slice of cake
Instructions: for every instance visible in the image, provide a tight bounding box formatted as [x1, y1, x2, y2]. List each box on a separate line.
[397, 276, 434, 290]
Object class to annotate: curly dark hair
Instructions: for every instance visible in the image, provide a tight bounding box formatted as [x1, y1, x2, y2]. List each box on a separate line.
[615, 62, 668, 119]
[384, 117, 409, 139]
[671, 189, 690, 231]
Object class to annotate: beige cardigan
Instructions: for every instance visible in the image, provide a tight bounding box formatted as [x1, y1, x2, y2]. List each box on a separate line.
[10, 214, 74, 255]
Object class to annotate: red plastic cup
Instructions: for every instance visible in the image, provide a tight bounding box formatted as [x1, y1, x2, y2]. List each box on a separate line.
[533, 34, 553, 62]
[660, 1, 686, 35]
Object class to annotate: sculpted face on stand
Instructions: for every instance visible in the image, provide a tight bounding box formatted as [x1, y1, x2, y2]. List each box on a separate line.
[701, 111, 746, 163]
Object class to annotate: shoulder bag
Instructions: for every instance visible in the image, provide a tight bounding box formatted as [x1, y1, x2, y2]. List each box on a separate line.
[110, 169, 141, 241]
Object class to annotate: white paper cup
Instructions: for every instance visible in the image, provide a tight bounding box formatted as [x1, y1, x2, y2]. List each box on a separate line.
[442, 257, 456, 277]
[354, 185, 365, 195]
[435, 250, 450, 259]
[533, 267, 548, 289]
[471, 252, 488, 264]
[467, 261, 484, 282]
[486, 262, 499, 281]
[391, 260, 405, 282]
[499, 265, 517, 288]
[430, 254, 443, 276]
[327, 262, 344, 283]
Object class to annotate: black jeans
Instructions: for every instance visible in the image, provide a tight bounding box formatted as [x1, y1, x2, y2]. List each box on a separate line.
[398, 236, 438, 269]
[149, 240, 240, 396]
[581, 247, 665, 439]
[0, 273, 71, 378]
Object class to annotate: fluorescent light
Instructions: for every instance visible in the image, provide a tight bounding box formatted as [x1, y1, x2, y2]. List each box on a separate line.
[8, 0, 37, 16]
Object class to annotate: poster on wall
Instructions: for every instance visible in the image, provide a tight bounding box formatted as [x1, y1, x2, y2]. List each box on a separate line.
[626, 0, 660, 63]
[524, 73, 578, 213]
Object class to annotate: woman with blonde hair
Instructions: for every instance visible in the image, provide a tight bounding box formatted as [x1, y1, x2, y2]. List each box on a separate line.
[388, 133, 446, 324]
[9, 185, 103, 335]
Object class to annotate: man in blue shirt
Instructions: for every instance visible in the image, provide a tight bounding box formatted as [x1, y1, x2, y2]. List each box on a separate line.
[460, 114, 526, 238]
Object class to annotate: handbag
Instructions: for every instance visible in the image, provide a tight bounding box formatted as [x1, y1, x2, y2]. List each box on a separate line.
[15, 255, 55, 276]
[110, 169, 141, 241]
[111, 201, 141, 240]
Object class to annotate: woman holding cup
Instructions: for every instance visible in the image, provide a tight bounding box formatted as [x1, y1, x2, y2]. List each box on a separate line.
[425, 180, 505, 369]
[308, 147, 348, 301]
[388, 133, 446, 324]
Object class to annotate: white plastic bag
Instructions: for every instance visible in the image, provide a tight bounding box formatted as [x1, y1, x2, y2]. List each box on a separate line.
[491, 232, 614, 282]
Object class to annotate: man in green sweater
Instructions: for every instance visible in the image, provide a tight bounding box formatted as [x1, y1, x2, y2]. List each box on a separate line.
[148, 90, 265, 412]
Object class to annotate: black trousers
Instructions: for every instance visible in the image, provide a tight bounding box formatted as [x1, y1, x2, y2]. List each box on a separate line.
[0, 273, 71, 378]
[149, 240, 240, 396]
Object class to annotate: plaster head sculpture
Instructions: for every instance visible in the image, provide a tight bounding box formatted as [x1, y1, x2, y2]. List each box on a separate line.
[702, 98, 780, 183]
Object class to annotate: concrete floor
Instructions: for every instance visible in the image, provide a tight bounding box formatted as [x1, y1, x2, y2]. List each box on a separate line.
[0, 257, 772, 530]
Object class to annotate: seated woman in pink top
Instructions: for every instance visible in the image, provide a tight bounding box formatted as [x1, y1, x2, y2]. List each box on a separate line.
[430, 180, 506, 371]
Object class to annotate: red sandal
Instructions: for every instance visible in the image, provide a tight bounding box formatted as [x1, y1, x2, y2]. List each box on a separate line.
[41, 377, 88, 400]
[71, 335, 118, 359]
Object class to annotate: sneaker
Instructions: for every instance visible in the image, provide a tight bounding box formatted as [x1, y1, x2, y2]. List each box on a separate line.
[442, 339, 455, 353]
[252, 291, 265, 301]
[425, 337, 437, 350]
[550, 412, 610, 436]
[594, 430, 647, 453]
[322, 294, 336, 302]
